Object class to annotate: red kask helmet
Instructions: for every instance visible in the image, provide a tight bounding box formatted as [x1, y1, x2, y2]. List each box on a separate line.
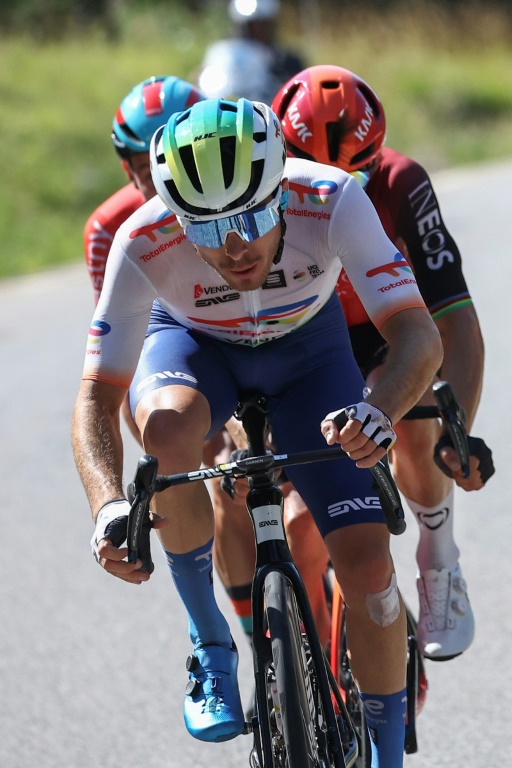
[271, 64, 386, 172]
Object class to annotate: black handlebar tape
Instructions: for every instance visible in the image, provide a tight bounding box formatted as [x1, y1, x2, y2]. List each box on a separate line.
[127, 455, 158, 571]
[432, 381, 470, 478]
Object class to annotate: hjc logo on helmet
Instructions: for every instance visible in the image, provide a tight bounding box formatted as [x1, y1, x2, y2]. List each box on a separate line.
[194, 133, 217, 141]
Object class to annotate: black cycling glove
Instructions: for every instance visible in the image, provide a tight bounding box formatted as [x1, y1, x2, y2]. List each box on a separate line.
[434, 434, 495, 484]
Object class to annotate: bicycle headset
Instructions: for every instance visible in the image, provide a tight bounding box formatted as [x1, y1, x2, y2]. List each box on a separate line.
[271, 64, 386, 181]
[112, 75, 205, 159]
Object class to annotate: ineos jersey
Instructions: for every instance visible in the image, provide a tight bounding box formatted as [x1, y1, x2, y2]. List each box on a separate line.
[84, 183, 145, 304]
[336, 147, 471, 327]
[83, 158, 426, 389]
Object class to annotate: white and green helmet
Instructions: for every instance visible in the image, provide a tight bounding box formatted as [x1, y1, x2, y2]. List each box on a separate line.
[150, 97, 286, 221]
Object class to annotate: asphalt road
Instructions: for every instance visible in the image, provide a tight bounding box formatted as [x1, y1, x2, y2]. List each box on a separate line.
[0, 159, 510, 767]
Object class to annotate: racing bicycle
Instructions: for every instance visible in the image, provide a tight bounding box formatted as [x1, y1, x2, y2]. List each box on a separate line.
[125, 393, 407, 768]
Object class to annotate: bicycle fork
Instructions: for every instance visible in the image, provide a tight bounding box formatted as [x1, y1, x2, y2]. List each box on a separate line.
[247, 481, 349, 767]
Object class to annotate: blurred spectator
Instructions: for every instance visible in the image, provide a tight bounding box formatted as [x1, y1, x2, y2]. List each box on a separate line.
[197, 0, 305, 104]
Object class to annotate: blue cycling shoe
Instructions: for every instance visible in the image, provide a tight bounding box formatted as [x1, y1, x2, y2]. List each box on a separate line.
[184, 641, 245, 743]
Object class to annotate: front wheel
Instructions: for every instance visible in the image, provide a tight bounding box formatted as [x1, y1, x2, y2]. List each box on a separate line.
[264, 570, 317, 768]
[264, 569, 349, 768]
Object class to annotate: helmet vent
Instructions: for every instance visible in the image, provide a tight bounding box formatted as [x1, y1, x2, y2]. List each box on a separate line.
[220, 136, 237, 189]
[276, 82, 301, 119]
[117, 122, 141, 143]
[350, 143, 377, 167]
[320, 80, 339, 91]
[164, 178, 205, 216]
[326, 109, 349, 163]
[179, 144, 203, 193]
[358, 84, 381, 118]
[229, 159, 265, 209]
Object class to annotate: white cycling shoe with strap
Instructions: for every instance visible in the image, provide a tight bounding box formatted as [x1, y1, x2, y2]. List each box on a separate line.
[416, 564, 475, 661]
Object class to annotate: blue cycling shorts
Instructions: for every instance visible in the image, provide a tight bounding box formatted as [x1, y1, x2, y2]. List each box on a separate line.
[129, 294, 385, 537]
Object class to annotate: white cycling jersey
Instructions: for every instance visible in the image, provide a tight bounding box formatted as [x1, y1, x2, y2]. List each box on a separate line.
[83, 158, 425, 389]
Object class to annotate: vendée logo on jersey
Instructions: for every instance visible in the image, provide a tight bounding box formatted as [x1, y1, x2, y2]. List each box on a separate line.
[288, 179, 337, 206]
[129, 211, 181, 243]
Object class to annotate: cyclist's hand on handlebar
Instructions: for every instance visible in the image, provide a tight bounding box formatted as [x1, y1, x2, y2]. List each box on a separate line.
[90, 499, 151, 584]
[434, 434, 495, 490]
[321, 402, 397, 469]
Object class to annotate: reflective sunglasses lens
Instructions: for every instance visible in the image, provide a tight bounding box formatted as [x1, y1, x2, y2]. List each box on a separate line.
[185, 221, 223, 248]
[185, 206, 280, 248]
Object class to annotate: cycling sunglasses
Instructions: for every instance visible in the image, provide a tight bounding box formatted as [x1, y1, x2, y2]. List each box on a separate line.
[183, 203, 281, 249]
[350, 168, 372, 189]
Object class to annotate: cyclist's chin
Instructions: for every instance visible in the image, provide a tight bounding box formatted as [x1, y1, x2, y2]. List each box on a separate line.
[223, 263, 268, 292]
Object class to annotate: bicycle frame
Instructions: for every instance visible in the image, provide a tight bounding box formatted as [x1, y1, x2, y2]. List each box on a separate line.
[240, 396, 356, 768]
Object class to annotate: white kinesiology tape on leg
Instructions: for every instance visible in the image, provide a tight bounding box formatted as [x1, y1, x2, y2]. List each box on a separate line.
[365, 572, 400, 627]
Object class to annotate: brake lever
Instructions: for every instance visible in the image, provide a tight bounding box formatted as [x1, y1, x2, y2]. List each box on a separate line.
[127, 454, 158, 572]
[433, 381, 470, 478]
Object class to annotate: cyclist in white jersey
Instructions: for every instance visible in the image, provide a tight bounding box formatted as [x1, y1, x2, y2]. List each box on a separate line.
[72, 98, 443, 766]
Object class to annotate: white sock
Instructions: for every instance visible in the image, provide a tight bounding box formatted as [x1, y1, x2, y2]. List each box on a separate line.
[403, 489, 460, 573]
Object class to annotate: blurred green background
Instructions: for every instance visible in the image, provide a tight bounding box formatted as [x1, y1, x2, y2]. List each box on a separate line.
[1, 0, 511, 277]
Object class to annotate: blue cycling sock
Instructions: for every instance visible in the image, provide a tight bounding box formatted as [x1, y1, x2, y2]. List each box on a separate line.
[164, 538, 232, 649]
[359, 688, 407, 768]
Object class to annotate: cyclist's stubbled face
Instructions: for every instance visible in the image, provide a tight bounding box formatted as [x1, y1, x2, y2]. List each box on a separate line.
[194, 224, 282, 292]
[126, 152, 155, 201]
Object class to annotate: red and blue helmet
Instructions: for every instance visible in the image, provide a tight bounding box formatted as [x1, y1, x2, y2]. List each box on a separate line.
[112, 75, 205, 158]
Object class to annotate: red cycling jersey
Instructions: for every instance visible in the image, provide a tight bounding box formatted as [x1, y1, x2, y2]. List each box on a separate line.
[336, 147, 472, 331]
[84, 183, 145, 305]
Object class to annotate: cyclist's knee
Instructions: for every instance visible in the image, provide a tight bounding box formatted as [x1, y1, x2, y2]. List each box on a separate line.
[326, 525, 395, 603]
[137, 385, 210, 466]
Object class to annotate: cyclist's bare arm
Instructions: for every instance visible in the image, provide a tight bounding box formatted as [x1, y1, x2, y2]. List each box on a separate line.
[436, 304, 484, 430]
[72, 379, 149, 584]
[322, 307, 443, 468]
[373, 307, 443, 420]
[435, 304, 487, 489]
